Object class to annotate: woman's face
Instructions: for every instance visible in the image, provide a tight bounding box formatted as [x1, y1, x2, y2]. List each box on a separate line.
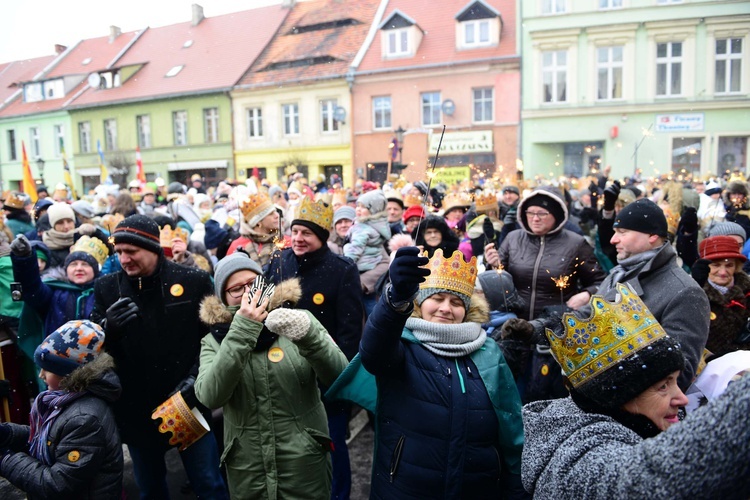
[708, 259, 737, 287]
[423, 228, 442, 247]
[335, 219, 353, 239]
[54, 218, 75, 233]
[66, 260, 95, 285]
[224, 269, 259, 306]
[622, 370, 688, 431]
[421, 292, 466, 324]
[444, 208, 464, 222]
[405, 216, 420, 232]
[258, 210, 280, 234]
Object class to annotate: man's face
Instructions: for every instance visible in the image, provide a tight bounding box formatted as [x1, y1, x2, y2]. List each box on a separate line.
[115, 243, 160, 277]
[291, 225, 323, 256]
[386, 201, 403, 223]
[610, 228, 657, 260]
[503, 191, 519, 206]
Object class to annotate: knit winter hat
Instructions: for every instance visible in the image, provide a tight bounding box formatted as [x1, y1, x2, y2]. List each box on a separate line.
[112, 214, 163, 255]
[34, 320, 105, 377]
[214, 251, 263, 305]
[357, 189, 387, 214]
[333, 206, 356, 225]
[502, 186, 520, 196]
[523, 193, 565, 227]
[699, 235, 747, 262]
[402, 205, 425, 224]
[476, 270, 520, 313]
[47, 203, 76, 228]
[71, 200, 95, 220]
[613, 199, 668, 238]
[203, 220, 228, 250]
[706, 221, 747, 243]
[704, 181, 722, 197]
[64, 251, 100, 279]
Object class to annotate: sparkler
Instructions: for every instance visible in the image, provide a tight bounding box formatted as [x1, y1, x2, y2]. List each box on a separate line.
[413, 125, 446, 245]
[550, 274, 571, 311]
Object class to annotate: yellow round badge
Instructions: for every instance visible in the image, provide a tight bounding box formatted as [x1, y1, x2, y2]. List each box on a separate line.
[268, 347, 284, 363]
[540, 364, 549, 376]
[312, 293, 325, 305]
[710, 311, 717, 320]
[68, 450, 80, 462]
[170, 284, 184, 297]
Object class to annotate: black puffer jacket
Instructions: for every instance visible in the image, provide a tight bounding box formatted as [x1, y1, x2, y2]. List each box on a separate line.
[0, 354, 123, 499]
[704, 271, 750, 358]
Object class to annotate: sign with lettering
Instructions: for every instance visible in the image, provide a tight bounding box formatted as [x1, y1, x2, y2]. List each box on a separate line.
[429, 131, 493, 154]
[655, 114, 704, 133]
[431, 166, 471, 186]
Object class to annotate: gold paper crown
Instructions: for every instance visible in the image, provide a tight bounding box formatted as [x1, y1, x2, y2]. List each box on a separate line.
[100, 213, 124, 234]
[420, 249, 478, 298]
[403, 193, 423, 208]
[546, 283, 668, 389]
[330, 189, 348, 207]
[474, 191, 498, 213]
[295, 196, 333, 230]
[151, 392, 209, 451]
[2, 191, 25, 209]
[70, 236, 109, 266]
[240, 193, 273, 220]
[160, 226, 189, 247]
[384, 190, 403, 204]
[314, 192, 333, 205]
[442, 192, 472, 213]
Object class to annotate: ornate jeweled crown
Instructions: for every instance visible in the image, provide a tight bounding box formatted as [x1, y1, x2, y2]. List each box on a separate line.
[296, 196, 333, 230]
[473, 191, 498, 213]
[442, 192, 472, 213]
[240, 193, 273, 220]
[159, 226, 189, 247]
[546, 283, 668, 389]
[403, 193, 423, 208]
[420, 248, 478, 299]
[70, 235, 109, 266]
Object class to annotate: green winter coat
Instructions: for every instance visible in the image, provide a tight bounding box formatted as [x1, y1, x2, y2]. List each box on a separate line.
[194, 287, 348, 500]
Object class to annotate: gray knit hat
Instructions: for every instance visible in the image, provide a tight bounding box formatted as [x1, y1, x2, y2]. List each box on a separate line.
[706, 221, 747, 243]
[357, 189, 387, 214]
[417, 288, 471, 311]
[333, 206, 356, 225]
[214, 251, 263, 305]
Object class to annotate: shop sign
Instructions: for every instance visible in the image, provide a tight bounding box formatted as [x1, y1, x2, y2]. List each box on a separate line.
[432, 166, 471, 186]
[429, 131, 493, 154]
[655, 113, 704, 133]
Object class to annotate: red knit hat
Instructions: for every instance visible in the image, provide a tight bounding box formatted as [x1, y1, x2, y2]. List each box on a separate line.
[402, 205, 425, 223]
[699, 235, 746, 262]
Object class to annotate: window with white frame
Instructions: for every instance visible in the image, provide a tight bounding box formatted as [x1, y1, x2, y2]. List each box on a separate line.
[421, 92, 441, 126]
[463, 19, 491, 48]
[542, 50, 567, 103]
[78, 122, 91, 154]
[320, 99, 339, 133]
[656, 41, 682, 97]
[136, 115, 151, 148]
[204, 108, 219, 143]
[541, 0, 566, 15]
[599, 0, 622, 8]
[173, 111, 188, 146]
[373, 96, 392, 130]
[386, 28, 410, 57]
[283, 103, 299, 136]
[247, 107, 263, 138]
[23, 83, 43, 103]
[29, 127, 41, 158]
[473, 88, 493, 123]
[7, 130, 16, 161]
[597, 46, 623, 100]
[715, 38, 742, 94]
[54, 124, 64, 157]
[104, 119, 117, 151]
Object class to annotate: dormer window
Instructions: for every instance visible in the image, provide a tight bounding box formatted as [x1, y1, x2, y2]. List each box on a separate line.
[23, 78, 66, 103]
[455, 0, 501, 50]
[387, 29, 410, 57]
[379, 10, 422, 60]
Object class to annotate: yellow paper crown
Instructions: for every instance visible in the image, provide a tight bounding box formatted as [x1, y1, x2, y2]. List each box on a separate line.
[474, 191, 497, 213]
[330, 189, 348, 207]
[315, 192, 333, 205]
[2, 191, 25, 209]
[70, 235, 109, 266]
[420, 249, 478, 299]
[240, 193, 273, 220]
[160, 226, 189, 247]
[403, 193, 423, 208]
[295, 196, 333, 230]
[442, 192, 472, 213]
[100, 213, 124, 234]
[546, 283, 668, 389]
[151, 392, 209, 451]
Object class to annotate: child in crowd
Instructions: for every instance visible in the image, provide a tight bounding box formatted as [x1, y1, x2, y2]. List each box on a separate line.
[344, 189, 391, 272]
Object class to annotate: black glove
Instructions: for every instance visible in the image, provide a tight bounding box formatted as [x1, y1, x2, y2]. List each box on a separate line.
[9, 235, 31, 257]
[389, 246, 430, 303]
[680, 207, 698, 234]
[691, 258, 711, 287]
[104, 297, 139, 339]
[172, 375, 198, 408]
[603, 180, 621, 212]
[483, 216, 496, 247]
[500, 318, 534, 342]
[0, 423, 11, 448]
[503, 207, 517, 226]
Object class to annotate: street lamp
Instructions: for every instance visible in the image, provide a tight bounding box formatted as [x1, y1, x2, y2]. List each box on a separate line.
[395, 126, 405, 164]
[36, 157, 46, 185]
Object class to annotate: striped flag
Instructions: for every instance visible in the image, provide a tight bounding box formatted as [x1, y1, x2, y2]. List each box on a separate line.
[20, 142, 38, 203]
[61, 139, 78, 200]
[135, 146, 146, 186]
[97, 140, 110, 184]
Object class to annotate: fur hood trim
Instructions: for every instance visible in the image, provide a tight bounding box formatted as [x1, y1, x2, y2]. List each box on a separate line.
[199, 277, 302, 325]
[59, 352, 115, 392]
[411, 292, 490, 324]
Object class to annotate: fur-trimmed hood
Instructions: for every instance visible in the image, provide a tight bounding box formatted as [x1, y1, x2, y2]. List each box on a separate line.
[723, 181, 750, 208]
[518, 186, 568, 235]
[199, 277, 302, 325]
[411, 292, 490, 325]
[59, 352, 120, 402]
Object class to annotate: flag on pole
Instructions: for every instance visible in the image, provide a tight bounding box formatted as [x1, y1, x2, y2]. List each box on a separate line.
[20, 142, 38, 203]
[135, 146, 146, 186]
[97, 140, 110, 184]
[61, 139, 78, 200]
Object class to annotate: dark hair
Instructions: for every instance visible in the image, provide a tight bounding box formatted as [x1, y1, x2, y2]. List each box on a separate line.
[111, 193, 138, 217]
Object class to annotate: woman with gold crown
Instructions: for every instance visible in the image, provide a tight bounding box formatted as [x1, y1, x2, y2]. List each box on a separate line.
[358, 246, 525, 498]
[522, 284, 750, 498]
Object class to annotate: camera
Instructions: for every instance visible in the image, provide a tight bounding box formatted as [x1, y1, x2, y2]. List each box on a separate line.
[10, 282, 22, 302]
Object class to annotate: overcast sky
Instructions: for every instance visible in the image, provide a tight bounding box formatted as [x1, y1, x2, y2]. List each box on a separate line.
[0, 0, 282, 64]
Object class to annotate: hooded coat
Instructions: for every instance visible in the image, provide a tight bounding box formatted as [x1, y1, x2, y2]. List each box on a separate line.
[194, 279, 348, 499]
[522, 374, 750, 499]
[344, 210, 392, 272]
[411, 216, 460, 258]
[723, 181, 750, 239]
[703, 271, 750, 357]
[0, 354, 123, 499]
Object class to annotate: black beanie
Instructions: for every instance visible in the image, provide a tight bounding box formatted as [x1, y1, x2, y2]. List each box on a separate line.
[291, 220, 329, 245]
[204, 220, 228, 250]
[613, 199, 668, 237]
[64, 251, 100, 279]
[113, 214, 163, 255]
[524, 194, 565, 227]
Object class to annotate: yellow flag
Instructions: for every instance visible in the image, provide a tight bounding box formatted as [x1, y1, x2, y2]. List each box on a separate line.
[20, 142, 38, 203]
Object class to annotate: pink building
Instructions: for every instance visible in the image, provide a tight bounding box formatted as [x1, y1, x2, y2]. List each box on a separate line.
[351, 0, 520, 187]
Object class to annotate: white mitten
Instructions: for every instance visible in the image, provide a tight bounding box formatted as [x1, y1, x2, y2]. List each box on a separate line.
[265, 308, 310, 342]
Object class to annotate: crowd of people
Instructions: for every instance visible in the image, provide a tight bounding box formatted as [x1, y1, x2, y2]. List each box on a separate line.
[0, 166, 748, 498]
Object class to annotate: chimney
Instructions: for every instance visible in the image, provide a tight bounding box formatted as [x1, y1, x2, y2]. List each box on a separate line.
[109, 25, 121, 43]
[281, 0, 295, 8]
[192, 4, 205, 26]
[55, 44, 67, 55]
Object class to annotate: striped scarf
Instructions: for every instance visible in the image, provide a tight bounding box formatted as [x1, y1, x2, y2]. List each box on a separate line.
[29, 390, 86, 465]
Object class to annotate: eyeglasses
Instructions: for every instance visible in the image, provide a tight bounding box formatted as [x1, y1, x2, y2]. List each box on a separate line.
[225, 279, 255, 298]
[526, 211, 551, 220]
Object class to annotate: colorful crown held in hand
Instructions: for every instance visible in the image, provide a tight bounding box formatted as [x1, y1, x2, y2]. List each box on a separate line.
[420, 249, 478, 299]
[151, 392, 210, 451]
[296, 197, 334, 230]
[546, 283, 668, 389]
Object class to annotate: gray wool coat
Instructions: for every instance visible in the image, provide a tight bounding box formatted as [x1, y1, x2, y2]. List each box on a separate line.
[521, 373, 750, 499]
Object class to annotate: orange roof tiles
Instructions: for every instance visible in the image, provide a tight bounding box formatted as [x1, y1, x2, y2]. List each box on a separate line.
[0, 56, 56, 107]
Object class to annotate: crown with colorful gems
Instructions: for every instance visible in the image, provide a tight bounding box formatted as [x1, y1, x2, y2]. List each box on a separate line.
[420, 249, 478, 299]
[546, 283, 668, 389]
[159, 226, 189, 248]
[442, 192, 472, 213]
[151, 392, 209, 451]
[296, 196, 333, 230]
[473, 191, 498, 213]
[70, 235, 109, 266]
[240, 193, 273, 220]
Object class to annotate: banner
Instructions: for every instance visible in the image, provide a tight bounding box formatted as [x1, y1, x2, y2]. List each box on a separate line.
[20, 142, 38, 203]
[431, 166, 470, 187]
[61, 139, 78, 200]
